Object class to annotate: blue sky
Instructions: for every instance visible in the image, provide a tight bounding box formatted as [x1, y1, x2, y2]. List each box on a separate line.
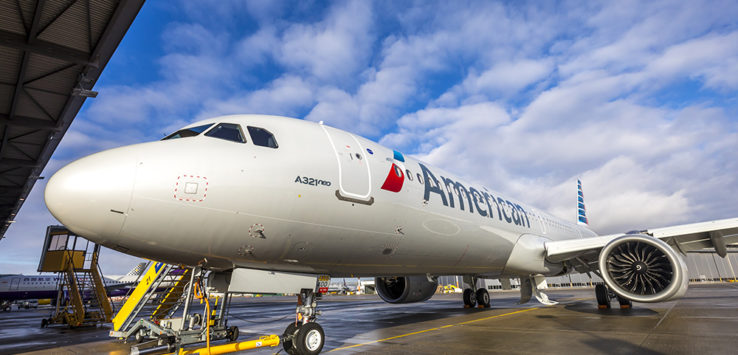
[2, 0, 738, 275]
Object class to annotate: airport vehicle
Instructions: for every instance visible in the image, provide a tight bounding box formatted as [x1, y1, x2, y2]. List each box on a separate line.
[44, 114, 738, 354]
[0, 263, 144, 311]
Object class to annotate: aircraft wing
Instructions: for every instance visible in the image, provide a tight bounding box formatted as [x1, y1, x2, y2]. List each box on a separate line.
[545, 218, 738, 272]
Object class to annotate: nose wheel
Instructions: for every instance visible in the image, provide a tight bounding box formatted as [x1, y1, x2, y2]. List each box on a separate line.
[283, 289, 326, 355]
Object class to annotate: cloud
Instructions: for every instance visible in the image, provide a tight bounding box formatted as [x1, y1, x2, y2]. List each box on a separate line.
[645, 32, 738, 91]
[461, 59, 554, 96]
[278, 0, 373, 84]
[199, 75, 315, 118]
[4, 1, 738, 275]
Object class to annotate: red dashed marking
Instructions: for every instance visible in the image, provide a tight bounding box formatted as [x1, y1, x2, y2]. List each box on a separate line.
[173, 174, 209, 203]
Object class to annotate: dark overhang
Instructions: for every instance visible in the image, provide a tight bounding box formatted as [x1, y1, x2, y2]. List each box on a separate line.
[0, 0, 145, 240]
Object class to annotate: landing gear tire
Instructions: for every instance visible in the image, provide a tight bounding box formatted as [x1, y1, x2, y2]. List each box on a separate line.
[282, 322, 300, 354]
[463, 288, 477, 308]
[475, 288, 490, 308]
[294, 322, 325, 355]
[617, 295, 632, 309]
[40, 318, 48, 328]
[227, 326, 239, 342]
[595, 284, 611, 309]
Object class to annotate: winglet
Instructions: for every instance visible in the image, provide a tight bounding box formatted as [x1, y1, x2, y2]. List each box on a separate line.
[577, 179, 588, 225]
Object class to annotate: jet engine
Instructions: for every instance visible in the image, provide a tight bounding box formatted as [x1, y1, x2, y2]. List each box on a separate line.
[375, 276, 438, 304]
[598, 235, 688, 303]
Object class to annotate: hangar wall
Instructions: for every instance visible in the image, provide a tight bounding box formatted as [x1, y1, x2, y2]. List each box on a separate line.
[438, 250, 738, 290]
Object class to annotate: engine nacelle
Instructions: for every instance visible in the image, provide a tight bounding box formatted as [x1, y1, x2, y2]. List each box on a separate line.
[375, 276, 438, 304]
[598, 235, 689, 303]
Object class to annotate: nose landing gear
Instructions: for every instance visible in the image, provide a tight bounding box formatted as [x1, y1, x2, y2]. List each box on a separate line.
[282, 289, 325, 355]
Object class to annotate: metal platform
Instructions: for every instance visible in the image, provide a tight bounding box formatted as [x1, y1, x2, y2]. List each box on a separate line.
[2, 283, 737, 354]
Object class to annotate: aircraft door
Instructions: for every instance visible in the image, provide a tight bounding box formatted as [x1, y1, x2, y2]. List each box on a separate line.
[10, 277, 20, 290]
[321, 125, 372, 203]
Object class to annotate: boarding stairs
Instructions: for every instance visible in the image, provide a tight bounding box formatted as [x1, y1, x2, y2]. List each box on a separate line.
[110, 265, 239, 352]
[38, 226, 115, 328]
[111, 262, 192, 334]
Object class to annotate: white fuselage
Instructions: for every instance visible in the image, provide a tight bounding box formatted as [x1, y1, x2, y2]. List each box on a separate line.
[45, 115, 596, 278]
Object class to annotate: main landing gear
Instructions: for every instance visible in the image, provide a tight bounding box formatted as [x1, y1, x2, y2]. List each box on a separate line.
[462, 276, 491, 308]
[282, 289, 325, 355]
[595, 284, 632, 309]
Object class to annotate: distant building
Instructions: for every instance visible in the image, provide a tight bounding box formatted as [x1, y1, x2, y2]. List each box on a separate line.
[438, 249, 738, 290]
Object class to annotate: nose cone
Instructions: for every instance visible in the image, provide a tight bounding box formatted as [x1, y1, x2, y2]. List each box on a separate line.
[45, 147, 137, 243]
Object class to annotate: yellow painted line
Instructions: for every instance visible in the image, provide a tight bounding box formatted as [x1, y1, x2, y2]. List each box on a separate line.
[328, 307, 538, 352]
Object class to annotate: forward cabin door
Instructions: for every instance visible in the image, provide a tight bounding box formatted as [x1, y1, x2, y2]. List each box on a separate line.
[320, 125, 373, 203]
[10, 277, 20, 290]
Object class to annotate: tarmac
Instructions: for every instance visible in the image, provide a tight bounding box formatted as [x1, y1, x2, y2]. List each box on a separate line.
[1, 283, 737, 355]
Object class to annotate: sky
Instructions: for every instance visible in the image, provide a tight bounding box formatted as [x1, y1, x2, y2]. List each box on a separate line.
[2, 0, 737, 275]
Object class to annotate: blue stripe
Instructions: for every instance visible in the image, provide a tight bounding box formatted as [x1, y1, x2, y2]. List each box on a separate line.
[578, 196, 584, 203]
[578, 216, 588, 223]
[393, 150, 405, 162]
[578, 203, 585, 209]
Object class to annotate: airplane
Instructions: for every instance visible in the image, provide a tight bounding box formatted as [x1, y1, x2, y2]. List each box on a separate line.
[105, 261, 148, 284]
[43, 114, 738, 354]
[0, 263, 146, 311]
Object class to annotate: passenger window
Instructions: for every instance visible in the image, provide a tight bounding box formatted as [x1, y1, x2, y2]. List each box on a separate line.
[162, 124, 213, 140]
[247, 126, 278, 148]
[205, 123, 246, 143]
[406, 170, 413, 181]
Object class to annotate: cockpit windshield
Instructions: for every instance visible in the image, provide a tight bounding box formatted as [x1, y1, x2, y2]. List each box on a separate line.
[205, 123, 246, 143]
[162, 124, 214, 140]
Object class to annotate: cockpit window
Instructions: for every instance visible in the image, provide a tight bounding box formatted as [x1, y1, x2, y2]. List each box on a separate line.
[247, 126, 278, 148]
[162, 124, 213, 140]
[204, 123, 246, 143]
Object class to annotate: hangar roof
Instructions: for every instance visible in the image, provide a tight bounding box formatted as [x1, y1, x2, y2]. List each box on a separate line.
[0, 0, 144, 240]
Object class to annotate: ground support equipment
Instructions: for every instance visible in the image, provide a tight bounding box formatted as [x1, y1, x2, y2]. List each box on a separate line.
[110, 265, 237, 352]
[37, 226, 114, 328]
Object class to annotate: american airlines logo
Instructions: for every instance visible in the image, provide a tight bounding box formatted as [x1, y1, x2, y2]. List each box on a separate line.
[418, 163, 531, 228]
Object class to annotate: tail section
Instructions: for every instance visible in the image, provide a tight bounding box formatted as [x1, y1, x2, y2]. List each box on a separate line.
[577, 179, 588, 225]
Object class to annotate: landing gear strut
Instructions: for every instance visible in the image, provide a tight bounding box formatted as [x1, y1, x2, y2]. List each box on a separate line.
[595, 284, 632, 309]
[462, 276, 491, 308]
[282, 289, 325, 355]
